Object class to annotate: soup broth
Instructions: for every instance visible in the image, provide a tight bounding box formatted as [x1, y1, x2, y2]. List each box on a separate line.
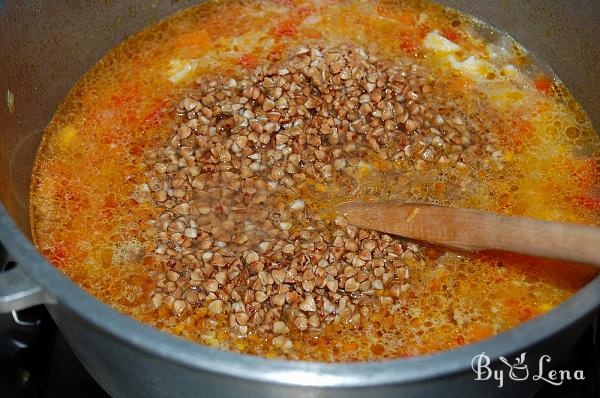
[31, 0, 599, 361]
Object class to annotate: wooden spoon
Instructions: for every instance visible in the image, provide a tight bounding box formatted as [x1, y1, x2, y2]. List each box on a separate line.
[337, 200, 600, 267]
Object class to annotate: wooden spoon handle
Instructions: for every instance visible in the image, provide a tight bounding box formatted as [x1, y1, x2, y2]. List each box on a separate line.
[338, 200, 600, 267]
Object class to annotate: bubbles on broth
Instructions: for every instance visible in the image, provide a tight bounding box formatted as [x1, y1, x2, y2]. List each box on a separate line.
[30, 0, 599, 361]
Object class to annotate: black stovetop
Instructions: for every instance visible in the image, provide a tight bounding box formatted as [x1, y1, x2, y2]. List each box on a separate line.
[0, 305, 598, 398]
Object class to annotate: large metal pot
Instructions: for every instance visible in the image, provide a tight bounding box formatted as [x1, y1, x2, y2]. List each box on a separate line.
[1, 1, 599, 397]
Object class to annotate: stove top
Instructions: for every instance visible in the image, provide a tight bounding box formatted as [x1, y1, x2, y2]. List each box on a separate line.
[0, 306, 107, 398]
[0, 305, 598, 398]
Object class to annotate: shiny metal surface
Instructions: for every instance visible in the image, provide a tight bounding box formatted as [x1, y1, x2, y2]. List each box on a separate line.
[0, 1, 599, 397]
[0, 266, 52, 313]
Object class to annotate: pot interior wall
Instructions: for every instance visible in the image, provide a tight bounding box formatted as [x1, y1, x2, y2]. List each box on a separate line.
[1, 0, 599, 236]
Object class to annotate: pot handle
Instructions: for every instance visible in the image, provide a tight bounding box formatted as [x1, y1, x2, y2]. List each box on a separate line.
[0, 266, 52, 313]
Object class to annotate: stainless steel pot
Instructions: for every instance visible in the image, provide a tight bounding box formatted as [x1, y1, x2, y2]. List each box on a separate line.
[1, 1, 599, 397]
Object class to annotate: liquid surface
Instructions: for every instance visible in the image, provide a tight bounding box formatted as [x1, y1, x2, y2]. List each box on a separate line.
[31, 0, 599, 361]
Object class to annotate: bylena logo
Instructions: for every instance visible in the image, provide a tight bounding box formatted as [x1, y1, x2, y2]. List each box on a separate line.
[471, 352, 585, 388]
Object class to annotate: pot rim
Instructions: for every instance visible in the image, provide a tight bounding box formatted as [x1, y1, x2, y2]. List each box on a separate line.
[1, 205, 599, 387]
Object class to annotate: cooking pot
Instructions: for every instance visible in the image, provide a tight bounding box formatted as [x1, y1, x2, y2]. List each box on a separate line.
[1, 1, 599, 397]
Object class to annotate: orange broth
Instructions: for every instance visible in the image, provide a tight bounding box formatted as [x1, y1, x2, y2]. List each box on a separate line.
[30, 0, 599, 361]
